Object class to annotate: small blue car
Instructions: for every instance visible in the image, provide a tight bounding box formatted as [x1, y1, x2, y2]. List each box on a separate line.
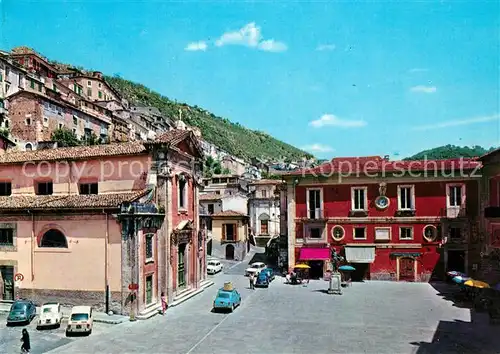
[255, 271, 270, 287]
[7, 300, 37, 325]
[263, 268, 275, 281]
[213, 288, 241, 312]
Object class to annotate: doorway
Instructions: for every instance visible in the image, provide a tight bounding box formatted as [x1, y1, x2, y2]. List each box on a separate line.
[399, 258, 415, 281]
[0, 266, 14, 300]
[351, 263, 370, 281]
[309, 260, 324, 279]
[178, 244, 186, 289]
[225, 244, 235, 260]
[145, 275, 153, 305]
[447, 250, 465, 273]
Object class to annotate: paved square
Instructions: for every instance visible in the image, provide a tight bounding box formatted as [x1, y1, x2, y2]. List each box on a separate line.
[44, 261, 500, 354]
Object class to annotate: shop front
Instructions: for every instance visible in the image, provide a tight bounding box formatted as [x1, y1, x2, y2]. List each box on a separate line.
[298, 247, 330, 279]
[345, 246, 375, 281]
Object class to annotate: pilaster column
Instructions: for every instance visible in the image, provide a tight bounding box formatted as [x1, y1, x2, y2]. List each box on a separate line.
[287, 183, 296, 272]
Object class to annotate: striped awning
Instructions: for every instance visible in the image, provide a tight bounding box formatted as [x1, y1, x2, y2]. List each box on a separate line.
[345, 246, 375, 263]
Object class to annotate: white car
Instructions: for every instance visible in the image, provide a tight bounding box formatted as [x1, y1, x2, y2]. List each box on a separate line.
[207, 260, 223, 274]
[245, 262, 267, 276]
[66, 306, 93, 336]
[37, 302, 63, 329]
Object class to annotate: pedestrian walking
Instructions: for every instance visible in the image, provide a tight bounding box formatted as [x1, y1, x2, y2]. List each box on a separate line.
[20, 328, 30, 353]
[160, 291, 168, 315]
[249, 273, 255, 289]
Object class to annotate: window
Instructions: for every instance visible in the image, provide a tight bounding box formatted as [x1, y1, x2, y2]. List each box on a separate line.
[58, 123, 63, 129]
[25, 144, 32, 151]
[309, 227, 322, 239]
[261, 190, 267, 198]
[5, 83, 10, 93]
[375, 227, 391, 241]
[398, 185, 414, 210]
[87, 88, 92, 97]
[53, 83, 57, 91]
[260, 220, 269, 235]
[207, 204, 214, 214]
[36, 181, 53, 195]
[79, 182, 98, 195]
[223, 224, 236, 241]
[25, 118, 31, 125]
[0, 182, 12, 196]
[307, 189, 322, 219]
[449, 227, 462, 240]
[30, 79, 35, 89]
[399, 227, 413, 240]
[98, 82, 102, 88]
[38, 83, 42, 92]
[178, 177, 187, 209]
[98, 91, 102, 99]
[353, 227, 366, 240]
[87, 80, 92, 87]
[40, 229, 67, 248]
[351, 187, 367, 210]
[73, 117, 78, 125]
[0, 229, 13, 246]
[145, 234, 154, 261]
[72, 128, 77, 134]
[448, 185, 463, 207]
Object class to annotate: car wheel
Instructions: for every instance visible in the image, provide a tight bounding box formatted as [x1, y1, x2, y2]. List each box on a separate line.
[65, 331, 70, 337]
[231, 304, 235, 312]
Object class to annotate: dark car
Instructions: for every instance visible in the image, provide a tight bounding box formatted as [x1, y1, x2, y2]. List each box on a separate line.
[255, 271, 270, 287]
[7, 300, 37, 325]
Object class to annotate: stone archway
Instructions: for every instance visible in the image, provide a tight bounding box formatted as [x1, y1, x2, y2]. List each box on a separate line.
[225, 244, 235, 260]
[39, 229, 68, 248]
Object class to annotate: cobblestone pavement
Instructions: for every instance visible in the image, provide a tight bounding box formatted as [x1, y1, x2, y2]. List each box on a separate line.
[43, 260, 500, 354]
[0, 313, 114, 354]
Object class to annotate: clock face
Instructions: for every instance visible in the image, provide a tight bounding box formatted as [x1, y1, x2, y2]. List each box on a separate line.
[375, 196, 389, 209]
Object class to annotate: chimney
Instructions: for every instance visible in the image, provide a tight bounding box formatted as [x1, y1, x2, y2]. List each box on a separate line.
[384, 155, 390, 161]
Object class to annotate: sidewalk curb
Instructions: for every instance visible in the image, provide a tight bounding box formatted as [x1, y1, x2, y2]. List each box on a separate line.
[0, 308, 127, 324]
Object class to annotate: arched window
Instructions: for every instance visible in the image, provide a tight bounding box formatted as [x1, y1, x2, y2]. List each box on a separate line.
[25, 143, 32, 151]
[40, 229, 68, 248]
[258, 213, 270, 235]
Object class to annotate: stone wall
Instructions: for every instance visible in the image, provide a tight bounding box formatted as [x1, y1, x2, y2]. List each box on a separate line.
[19, 288, 123, 314]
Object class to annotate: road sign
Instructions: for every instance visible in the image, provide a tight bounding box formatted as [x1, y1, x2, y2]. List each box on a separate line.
[14, 273, 24, 282]
[128, 283, 138, 291]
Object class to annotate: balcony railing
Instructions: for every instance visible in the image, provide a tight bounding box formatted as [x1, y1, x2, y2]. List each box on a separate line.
[442, 207, 466, 218]
[296, 209, 326, 220]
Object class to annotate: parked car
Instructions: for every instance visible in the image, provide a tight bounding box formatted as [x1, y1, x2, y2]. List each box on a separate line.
[263, 267, 275, 281]
[37, 302, 63, 329]
[245, 262, 267, 276]
[207, 260, 223, 274]
[213, 288, 241, 312]
[7, 300, 37, 325]
[255, 271, 270, 287]
[66, 306, 93, 336]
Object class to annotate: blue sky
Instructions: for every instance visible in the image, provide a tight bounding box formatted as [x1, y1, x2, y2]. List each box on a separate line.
[1, 1, 499, 159]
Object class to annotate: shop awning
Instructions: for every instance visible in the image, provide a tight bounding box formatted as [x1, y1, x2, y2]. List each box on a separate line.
[299, 247, 330, 261]
[345, 246, 375, 263]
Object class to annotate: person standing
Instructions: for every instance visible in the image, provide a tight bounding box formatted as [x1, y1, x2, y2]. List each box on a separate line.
[249, 273, 255, 290]
[160, 292, 168, 315]
[20, 328, 30, 353]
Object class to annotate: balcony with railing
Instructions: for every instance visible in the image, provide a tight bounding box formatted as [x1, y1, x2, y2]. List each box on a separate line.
[295, 208, 327, 221]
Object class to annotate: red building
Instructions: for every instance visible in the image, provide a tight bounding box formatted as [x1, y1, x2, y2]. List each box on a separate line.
[282, 156, 481, 282]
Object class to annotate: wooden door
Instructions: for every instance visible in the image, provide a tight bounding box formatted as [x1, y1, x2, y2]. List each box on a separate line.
[225, 244, 235, 260]
[178, 244, 186, 288]
[399, 258, 415, 282]
[145, 275, 153, 304]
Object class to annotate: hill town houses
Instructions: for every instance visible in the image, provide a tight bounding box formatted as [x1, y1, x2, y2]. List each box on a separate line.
[0, 130, 209, 318]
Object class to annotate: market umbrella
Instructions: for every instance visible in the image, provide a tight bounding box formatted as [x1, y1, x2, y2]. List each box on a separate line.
[452, 276, 470, 284]
[447, 271, 467, 277]
[294, 264, 311, 269]
[339, 265, 356, 271]
[464, 279, 490, 288]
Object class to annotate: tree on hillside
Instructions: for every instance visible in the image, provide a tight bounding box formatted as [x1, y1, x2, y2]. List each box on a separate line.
[404, 144, 495, 160]
[51, 128, 80, 147]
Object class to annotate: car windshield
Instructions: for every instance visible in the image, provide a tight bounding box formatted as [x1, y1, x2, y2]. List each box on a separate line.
[43, 307, 54, 313]
[71, 313, 89, 321]
[12, 303, 26, 311]
[208, 262, 217, 266]
[218, 292, 230, 298]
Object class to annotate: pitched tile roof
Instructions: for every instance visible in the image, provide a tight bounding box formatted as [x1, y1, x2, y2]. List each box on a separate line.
[0, 190, 149, 210]
[151, 130, 191, 145]
[284, 156, 481, 177]
[249, 179, 284, 185]
[0, 142, 147, 164]
[211, 210, 247, 217]
[199, 193, 222, 201]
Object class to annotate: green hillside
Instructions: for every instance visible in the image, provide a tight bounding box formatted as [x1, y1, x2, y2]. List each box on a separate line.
[404, 144, 496, 160]
[105, 76, 313, 161]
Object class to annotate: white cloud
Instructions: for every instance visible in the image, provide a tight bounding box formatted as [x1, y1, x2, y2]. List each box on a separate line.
[185, 41, 207, 51]
[215, 22, 287, 52]
[258, 39, 287, 52]
[309, 114, 367, 128]
[412, 114, 500, 131]
[302, 144, 334, 153]
[316, 44, 336, 51]
[410, 85, 437, 93]
[409, 68, 428, 73]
